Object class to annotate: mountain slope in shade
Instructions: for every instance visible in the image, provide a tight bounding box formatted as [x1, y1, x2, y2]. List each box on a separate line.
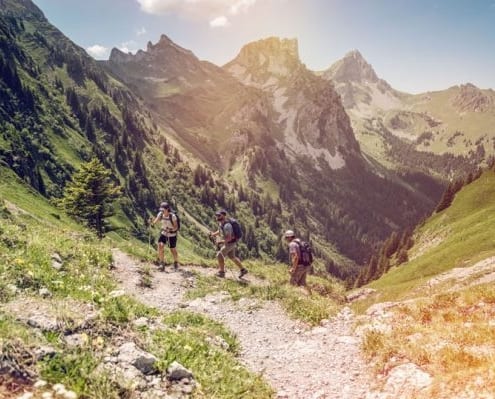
[107, 35, 442, 267]
[323, 51, 495, 176]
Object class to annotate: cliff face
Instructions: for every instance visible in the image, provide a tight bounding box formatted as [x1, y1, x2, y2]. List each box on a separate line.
[225, 37, 361, 169]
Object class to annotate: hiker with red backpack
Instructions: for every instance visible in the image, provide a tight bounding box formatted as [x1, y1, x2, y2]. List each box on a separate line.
[284, 230, 312, 295]
[209, 209, 248, 279]
[150, 202, 179, 271]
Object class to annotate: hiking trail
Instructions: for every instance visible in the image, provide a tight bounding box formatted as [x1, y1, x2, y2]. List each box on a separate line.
[112, 249, 374, 399]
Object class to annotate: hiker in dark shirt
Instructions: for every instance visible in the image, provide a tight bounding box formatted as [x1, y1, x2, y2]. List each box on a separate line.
[284, 230, 312, 295]
[209, 209, 247, 279]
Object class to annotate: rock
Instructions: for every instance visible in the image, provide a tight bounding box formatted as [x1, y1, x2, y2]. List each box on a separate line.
[109, 290, 125, 298]
[51, 253, 62, 263]
[33, 346, 57, 360]
[346, 288, 377, 302]
[167, 361, 193, 381]
[64, 333, 89, 348]
[6, 284, 18, 294]
[51, 260, 63, 270]
[51, 253, 63, 270]
[63, 391, 78, 399]
[132, 317, 149, 328]
[205, 335, 230, 350]
[33, 380, 48, 388]
[39, 288, 52, 298]
[117, 342, 158, 375]
[368, 363, 432, 398]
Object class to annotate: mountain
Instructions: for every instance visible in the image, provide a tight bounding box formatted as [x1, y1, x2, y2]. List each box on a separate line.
[0, 0, 443, 281]
[322, 49, 404, 113]
[106, 35, 442, 270]
[323, 51, 494, 177]
[0, 0, 244, 256]
[224, 37, 360, 167]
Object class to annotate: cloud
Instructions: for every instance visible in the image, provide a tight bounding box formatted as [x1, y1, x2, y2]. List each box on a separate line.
[136, 0, 259, 23]
[209, 15, 229, 27]
[136, 27, 147, 36]
[86, 44, 108, 58]
[119, 40, 138, 54]
[229, 0, 256, 15]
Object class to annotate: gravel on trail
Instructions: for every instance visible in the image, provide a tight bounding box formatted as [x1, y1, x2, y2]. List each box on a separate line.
[112, 249, 374, 399]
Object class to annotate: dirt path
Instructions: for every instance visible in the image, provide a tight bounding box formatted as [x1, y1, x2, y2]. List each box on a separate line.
[112, 249, 373, 399]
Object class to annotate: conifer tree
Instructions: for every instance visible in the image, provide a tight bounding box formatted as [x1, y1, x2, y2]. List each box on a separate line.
[435, 183, 455, 212]
[396, 248, 409, 265]
[62, 159, 120, 238]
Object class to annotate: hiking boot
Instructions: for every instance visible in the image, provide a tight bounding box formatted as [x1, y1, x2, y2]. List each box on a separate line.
[173, 262, 179, 270]
[159, 262, 166, 272]
[215, 270, 225, 278]
[239, 268, 248, 278]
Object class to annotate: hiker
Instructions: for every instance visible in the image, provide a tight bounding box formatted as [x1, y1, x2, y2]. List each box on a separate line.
[209, 209, 248, 279]
[284, 230, 312, 295]
[150, 202, 179, 271]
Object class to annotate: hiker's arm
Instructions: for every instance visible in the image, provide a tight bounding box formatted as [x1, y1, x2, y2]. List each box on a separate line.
[223, 223, 234, 242]
[290, 252, 299, 274]
[209, 229, 220, 237]
[150, 214, 160, 226]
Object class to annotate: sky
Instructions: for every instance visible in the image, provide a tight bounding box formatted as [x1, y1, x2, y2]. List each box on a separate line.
[32, 0, 495, 94]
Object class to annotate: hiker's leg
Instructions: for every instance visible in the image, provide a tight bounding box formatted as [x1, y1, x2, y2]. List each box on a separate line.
[217, 247, 226, 272]
[170, 248, 178, 262]
[301, 270, 312, 296]
[231, 255, 243, 270]
[168, 236, 178, 263]
[158, 242, 164, 263]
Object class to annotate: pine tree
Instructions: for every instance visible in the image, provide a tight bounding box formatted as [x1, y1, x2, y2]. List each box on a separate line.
[435, 183, 455, 212]
[396, 248, 409, 265]
[62, 159, 121, 238]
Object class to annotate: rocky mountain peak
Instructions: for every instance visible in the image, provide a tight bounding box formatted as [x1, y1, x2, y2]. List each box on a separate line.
[324, 49, 379, 84]
[109, 47, 134, 63]
[452, 83, 494, 112]
[0, 0, 44, 18]
[224, 37, 302, 82]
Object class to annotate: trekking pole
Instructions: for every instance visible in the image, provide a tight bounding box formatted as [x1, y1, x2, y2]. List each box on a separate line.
[147, 217, 153, 258]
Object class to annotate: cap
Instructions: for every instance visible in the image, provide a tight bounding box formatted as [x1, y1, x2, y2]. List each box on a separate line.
[284, 230, 295, 238]
[159, 202, 170, 210]
[215, 209, 227, 216]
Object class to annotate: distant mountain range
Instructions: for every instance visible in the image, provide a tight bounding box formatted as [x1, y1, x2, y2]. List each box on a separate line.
[3, 0, 477, 281]
[104, 34, 443, 269]
[322, 50, 495, 176]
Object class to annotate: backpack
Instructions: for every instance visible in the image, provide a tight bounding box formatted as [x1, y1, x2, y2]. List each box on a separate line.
[294, 239, 313, 266]
[161, 211, 180, 232]
[228, 218, 242, 241]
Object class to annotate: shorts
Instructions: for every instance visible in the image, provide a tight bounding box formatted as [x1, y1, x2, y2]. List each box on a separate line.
[217, 242, 237, 259]
[290, 265, 310, 287]
[158, 234, 177, 248]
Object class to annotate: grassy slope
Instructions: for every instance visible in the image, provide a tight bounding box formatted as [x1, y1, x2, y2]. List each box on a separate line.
[368, 170, 495, 301]
[357, 170, 495, 397]
[0, 166, 346, 397]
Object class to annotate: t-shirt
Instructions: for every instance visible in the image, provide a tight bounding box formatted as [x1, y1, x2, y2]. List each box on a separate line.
[158, 212, 178, 237]
[220, 221, 234, 242]
[289, 240, 300, 258]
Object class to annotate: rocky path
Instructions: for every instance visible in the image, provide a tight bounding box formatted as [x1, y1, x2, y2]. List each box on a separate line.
[112, 250, 373, 399]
